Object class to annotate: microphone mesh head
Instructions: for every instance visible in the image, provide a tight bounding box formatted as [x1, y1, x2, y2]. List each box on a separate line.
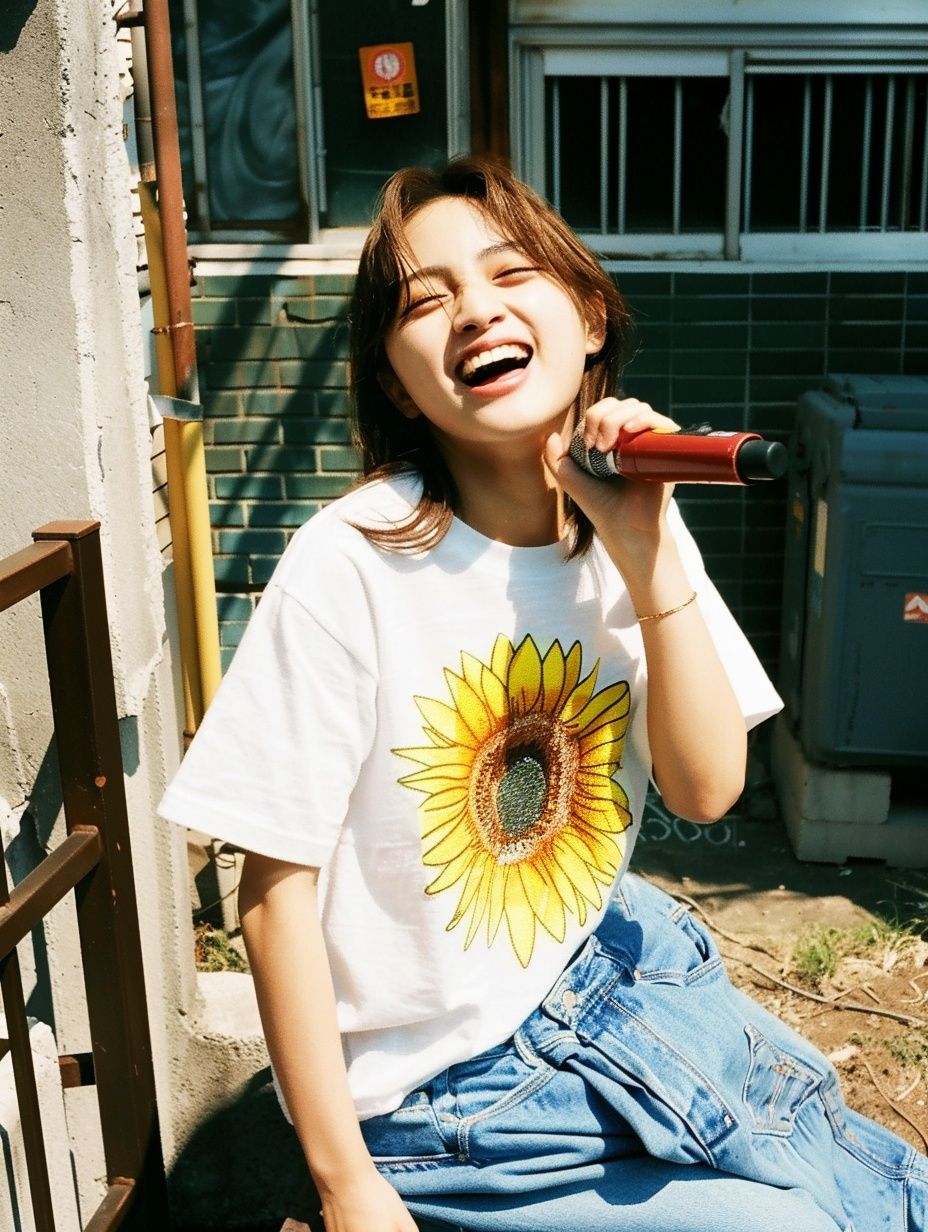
[568, 429, 616, 479]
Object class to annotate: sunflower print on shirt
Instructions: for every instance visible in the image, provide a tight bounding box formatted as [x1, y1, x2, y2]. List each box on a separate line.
[394, 634, 632, 967]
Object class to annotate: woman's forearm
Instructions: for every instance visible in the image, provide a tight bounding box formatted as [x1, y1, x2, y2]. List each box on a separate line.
[599, 526, 747, 822]
[238, 854, 372, 1193]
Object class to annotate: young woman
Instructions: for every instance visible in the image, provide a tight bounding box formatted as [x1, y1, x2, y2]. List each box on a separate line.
[160, 159, 927, 1232]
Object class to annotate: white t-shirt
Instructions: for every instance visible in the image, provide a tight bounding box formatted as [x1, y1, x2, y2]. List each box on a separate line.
[158, 473, 781, 1119]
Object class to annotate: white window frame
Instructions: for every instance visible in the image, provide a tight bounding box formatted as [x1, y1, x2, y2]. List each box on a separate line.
[510, 7, 928, 263]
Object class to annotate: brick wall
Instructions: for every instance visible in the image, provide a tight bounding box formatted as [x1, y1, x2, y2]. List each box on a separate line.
[193, 268, 928, 674]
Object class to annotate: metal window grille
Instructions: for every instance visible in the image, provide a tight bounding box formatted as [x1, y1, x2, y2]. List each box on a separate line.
[535, 57, 928, 261]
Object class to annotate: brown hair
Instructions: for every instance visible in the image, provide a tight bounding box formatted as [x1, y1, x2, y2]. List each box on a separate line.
[348, 156, 633, 556]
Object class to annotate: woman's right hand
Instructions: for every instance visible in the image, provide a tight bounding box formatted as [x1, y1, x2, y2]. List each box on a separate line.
[318, 1165, 420, 1232]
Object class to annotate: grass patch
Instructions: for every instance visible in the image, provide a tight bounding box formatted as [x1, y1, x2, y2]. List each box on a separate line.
[194, 922, 249, 973]
[790, 917, 927, 992]
[791, 925, 841, 990]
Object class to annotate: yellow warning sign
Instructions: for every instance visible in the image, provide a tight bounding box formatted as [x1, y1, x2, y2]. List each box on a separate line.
[359, 43, 420, 120]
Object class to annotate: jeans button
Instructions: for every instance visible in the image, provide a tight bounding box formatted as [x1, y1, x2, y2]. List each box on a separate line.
[562, 989, 578, 1010]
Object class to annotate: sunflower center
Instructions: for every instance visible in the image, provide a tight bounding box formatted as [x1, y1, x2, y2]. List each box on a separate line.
[496, 748, 546, 837]
[469, 712, 580, 864]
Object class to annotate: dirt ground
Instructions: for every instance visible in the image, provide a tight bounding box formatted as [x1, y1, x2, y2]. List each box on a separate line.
[633, 802, 928, 1156]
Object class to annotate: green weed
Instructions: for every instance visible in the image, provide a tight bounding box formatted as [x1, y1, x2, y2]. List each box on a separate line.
[194, 923, 249, 973]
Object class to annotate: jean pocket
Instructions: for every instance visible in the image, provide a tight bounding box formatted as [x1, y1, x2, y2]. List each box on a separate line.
[441, 1034, 552, 1127]
[361, 1090, 457, 1170]
[629, 903, 722, 987]
[742, 1024, 821, 1137]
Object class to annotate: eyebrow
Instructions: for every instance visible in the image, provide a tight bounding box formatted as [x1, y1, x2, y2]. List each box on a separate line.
[405, 241, 524, 285]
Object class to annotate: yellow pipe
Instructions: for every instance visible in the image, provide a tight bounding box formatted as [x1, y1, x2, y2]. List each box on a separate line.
[139, 181, 207, 737]
[178, 409, 222, 711]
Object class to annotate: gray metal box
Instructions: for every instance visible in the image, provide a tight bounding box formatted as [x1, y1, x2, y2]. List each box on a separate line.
[779, 374, 928, 766]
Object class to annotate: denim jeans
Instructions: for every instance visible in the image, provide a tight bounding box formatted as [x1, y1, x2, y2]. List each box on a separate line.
[360, 874, 928, 1232]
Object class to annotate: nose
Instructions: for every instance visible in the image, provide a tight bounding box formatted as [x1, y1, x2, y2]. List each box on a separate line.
[451, 279, 505, 333]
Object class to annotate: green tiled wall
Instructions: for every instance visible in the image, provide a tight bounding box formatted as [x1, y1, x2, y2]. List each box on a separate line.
[193, 270, 928, 673]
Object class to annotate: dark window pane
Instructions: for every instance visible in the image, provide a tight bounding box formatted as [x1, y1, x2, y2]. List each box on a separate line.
[197, 0, 302, 227]
[680, 78, 728, 231]
[827, 75, 868, 229]
[749, 75, 806, 231]
[548, 76, 602, 232]
[317, 1, 449, 228]
[625, 78, 674, 232]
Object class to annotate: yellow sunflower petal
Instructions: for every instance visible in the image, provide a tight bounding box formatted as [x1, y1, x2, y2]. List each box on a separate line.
[394, 742, 476, 769]
[425, 845, 476, 895]
[399, 762, 472, 792]
[421, 784, 468, 814]
[419, 795, 468, 834]
[566, 681, 630, 735]
[554, 642, 583, 715]
[462, 856, 494, 949]
[551, 833, 604, 910]
[573, 796, 631, 834]
[415, 696, 480, 749]
[443, 670, 494, 743]
[540, 640, 567, 713]
[422, 817, 473, 865]
[539, 850, 581, 923]
[578, 730, 627, 767]
[490, 634, 514, 682]
[450, 850, 489, 930]
[460, 652, 485, 695]
[571, 823, 623, 876]
[480, 665, 509, 723]
[421, 811, 466, 845]
[558, 663, 601, 725]
[520, 860, 566, 944]
[504, 867, 537, 968]
[507, 635, 543, 715]
[486, 864, 507, 945]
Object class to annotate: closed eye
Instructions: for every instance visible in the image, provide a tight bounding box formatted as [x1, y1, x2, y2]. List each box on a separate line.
[495, 266, 541, 280]
[401, 290, 447, 317]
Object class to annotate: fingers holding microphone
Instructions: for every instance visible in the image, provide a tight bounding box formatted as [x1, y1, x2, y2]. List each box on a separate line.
[581, 397, 680, 457]
[544, 398, 677, 539]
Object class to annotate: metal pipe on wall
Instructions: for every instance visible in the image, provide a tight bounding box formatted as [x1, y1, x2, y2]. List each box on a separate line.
[136, 0, 222, 741]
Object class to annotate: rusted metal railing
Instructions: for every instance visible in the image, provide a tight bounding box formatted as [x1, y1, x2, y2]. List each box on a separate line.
[0, 521, 171, 1231]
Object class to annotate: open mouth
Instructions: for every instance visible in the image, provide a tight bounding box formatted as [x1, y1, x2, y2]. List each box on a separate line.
[458, 343, 532, 388]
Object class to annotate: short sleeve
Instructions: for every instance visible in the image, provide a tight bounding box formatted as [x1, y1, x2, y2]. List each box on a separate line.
[667, 500, 783, 731]
[157, 582, 377, 866]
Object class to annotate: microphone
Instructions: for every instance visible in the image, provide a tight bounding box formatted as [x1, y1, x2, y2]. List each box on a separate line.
[568, 422, 788, 485]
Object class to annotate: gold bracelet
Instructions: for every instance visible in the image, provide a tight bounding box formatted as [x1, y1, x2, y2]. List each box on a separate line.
[636, 591, 697, 623]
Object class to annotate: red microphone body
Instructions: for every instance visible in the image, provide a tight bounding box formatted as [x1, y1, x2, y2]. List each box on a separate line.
[569, 424, 788, 485]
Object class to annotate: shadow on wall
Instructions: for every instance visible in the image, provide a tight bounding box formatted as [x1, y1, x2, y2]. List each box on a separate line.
[167, 1070, 458, 1232]
[0, 0, 38, 54]
[167, 1068, 318, 1231]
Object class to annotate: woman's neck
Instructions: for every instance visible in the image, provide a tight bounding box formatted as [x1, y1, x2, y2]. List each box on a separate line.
[445, 447, 565, 547]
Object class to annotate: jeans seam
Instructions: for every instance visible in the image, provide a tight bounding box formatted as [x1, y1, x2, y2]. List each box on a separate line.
[457, 1066, 558, 1158]
[601, 997, 739, 1163]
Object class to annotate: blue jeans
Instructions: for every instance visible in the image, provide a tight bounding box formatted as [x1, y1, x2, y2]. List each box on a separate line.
[360, 874, 928, 1232]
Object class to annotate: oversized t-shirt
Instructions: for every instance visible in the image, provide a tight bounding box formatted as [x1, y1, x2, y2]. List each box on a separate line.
[158, 472, 782, 1119]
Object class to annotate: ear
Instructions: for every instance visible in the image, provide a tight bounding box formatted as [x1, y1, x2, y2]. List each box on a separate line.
[377, 368, 421, 420]
[583, 291, 607, 357]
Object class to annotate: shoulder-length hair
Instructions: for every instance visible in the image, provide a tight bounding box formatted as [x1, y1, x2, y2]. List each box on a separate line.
[348, 157, 633, 557]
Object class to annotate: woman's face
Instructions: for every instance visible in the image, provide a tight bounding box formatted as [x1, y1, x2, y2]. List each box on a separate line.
[382, 197, 602, 464]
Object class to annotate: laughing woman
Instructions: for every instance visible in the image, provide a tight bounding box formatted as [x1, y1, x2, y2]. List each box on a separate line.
[159, 158, 927, 1232]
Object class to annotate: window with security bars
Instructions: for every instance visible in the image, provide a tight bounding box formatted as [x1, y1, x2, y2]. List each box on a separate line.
[526, 53, 928, 261]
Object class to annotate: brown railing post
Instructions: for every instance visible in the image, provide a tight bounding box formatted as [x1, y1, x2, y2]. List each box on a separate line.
[33, 521, 171, 1230]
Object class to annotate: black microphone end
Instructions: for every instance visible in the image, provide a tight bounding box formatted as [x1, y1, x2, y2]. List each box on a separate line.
[736, 439, 788, 482]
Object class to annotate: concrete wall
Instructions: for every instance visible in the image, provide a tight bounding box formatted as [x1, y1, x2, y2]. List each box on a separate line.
[0, 3, 276, 1227]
